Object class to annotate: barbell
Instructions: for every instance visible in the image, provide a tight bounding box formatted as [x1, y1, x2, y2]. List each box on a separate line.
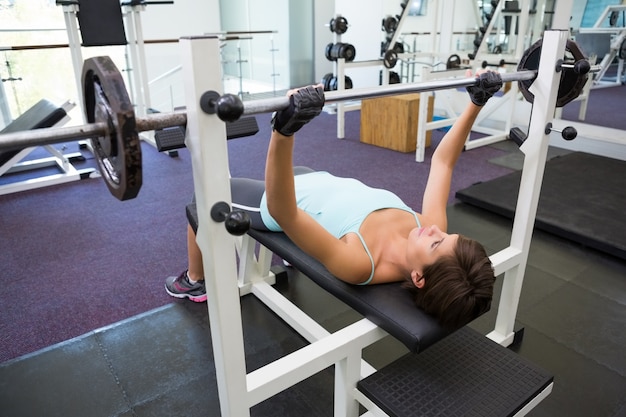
[0, 39, 593, 201]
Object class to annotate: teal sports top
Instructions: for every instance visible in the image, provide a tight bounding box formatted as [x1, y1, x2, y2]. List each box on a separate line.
[260, 171, 421, 285]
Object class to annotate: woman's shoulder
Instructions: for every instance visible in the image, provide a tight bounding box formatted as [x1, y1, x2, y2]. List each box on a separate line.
[368, 207, 421, 229]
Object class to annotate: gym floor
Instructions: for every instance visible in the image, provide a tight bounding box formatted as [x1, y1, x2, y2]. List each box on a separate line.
[0, 201, 624, 416]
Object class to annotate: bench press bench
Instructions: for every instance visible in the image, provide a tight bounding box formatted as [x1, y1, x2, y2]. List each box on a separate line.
[173, 31, 573, 416]
[186, 201, 553, 416]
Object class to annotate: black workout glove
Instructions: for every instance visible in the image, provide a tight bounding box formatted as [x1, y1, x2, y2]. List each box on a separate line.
[271, 85, 325, 136]
[466, 71, 503, 106]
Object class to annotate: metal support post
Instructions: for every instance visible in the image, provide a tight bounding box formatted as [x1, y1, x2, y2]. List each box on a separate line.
[488, 29, 569, 345]
[180, 36, 250, 417]
[61, 3, 85, 123]
[122, 4, 149, 117]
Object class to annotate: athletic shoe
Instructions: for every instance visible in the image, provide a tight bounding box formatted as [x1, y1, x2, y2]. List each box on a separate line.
[165, 270, 207, 302]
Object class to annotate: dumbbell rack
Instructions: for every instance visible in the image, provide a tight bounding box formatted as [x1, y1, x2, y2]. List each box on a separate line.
[326, 14, 354, 139]
[328, 2, 415, 139]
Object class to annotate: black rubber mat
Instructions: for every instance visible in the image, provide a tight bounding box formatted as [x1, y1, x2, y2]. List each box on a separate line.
[456, 152, 626, 261]
[357, 327, 553, 417]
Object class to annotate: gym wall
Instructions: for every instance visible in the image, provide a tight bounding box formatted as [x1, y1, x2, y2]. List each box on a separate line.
[141, 0, 220, 77]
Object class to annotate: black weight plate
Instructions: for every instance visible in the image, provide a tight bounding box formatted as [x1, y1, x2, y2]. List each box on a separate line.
[82, 56, 142, 201]
[517, 38, 588, 108]
[383, 49, 398, 69]
[345, 75, 353, 89]
[321, 72, 334, 91]
[447, 54, 461, 69]
[325, 43, 334, 61]
[341, 43, 356, 61]
[334, 16, 348, 34]
[330, 43, 343, 61]
[382, 16, 397, 34]
[329, 76, 337, 91]
[557, 40, 588, 107]
[329, 75, 353, 91]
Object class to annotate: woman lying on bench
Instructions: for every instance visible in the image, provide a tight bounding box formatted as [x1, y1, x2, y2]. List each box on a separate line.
[166, 71, 501, 329]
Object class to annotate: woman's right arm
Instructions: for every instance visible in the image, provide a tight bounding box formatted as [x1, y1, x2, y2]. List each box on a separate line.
[264, 87, 373, 284]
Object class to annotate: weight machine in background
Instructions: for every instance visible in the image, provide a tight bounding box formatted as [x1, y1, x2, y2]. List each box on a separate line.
[57, 0, 173, 121]
[330, 0, 597, 162]
[328, 0, 524, 148]
[577, 4, 626, 89]
[0, 99, 96, 196]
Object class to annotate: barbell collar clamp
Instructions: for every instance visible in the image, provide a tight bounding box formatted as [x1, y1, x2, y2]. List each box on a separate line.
[210, 201, 231, 222]
[199, 91, 245, 122]
[557, 60, 601, 75]
[210, 201, 251, 236]
[545, 122, 577, 141]
[556, 59, 588, 75]
[199, 90, 220, 115]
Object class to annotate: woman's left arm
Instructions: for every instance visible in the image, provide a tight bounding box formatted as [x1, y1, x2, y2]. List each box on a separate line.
[420, 71, 502, 231]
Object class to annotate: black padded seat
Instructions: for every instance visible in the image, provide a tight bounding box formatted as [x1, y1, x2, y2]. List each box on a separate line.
[0, 99, 68, 166]
[357, 326, 553, 417]
[186, 202, 450, 353]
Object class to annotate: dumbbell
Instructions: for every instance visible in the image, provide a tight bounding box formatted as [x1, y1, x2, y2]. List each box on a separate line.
[321, 73, 353, 91]
[329, 16, 349, 34]
[325, 42, 356, 62]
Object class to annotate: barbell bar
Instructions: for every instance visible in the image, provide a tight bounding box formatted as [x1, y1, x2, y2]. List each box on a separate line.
[0, 69, 536, 152]
[215, 70, 537, 122]
[0, 38, 593, 201]
[0, 111, 187, 153]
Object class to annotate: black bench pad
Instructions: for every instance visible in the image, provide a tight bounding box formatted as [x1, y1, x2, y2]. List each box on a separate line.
[246, 228, 450, 353]
[358, 326, 553, 417]
[186, 202, 448, 353]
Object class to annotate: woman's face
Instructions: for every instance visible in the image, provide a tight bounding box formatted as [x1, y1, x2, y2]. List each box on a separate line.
[406, 224, 458, 283]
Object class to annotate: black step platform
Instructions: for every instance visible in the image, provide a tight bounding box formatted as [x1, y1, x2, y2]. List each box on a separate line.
[154, 126, 186, 152]
[358, 326, 553, 417]
[456, 152, 626, 261]
[153, 115, 259, 152]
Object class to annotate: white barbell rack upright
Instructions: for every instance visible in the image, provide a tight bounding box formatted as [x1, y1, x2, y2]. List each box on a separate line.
[180, 36, 250, 417]
[487, 28, 569, 346]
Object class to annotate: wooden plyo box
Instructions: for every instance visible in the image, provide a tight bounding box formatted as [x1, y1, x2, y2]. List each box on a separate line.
[360, 93, 434, 153]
